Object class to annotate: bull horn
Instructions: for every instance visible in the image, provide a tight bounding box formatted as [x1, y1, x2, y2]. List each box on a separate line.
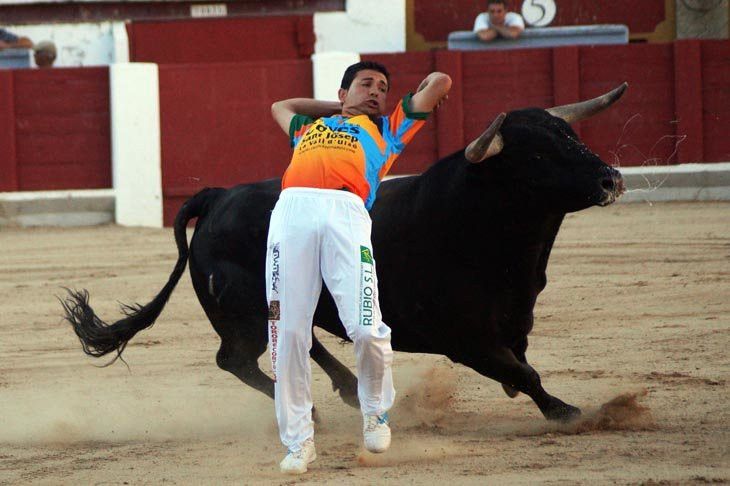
[546, 82, 628, 124]
[465, 112, 506, 163]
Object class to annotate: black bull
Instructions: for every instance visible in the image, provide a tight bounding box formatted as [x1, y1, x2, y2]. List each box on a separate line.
[62, 84, 628, 421]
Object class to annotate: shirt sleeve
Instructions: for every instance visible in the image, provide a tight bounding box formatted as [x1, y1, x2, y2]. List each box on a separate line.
[378, 94, 429, 178]
[473, 13, 489, 32]
[288, 114, 314, 148]
[505, 13, 525, 29]
[0, 29, 19, 43]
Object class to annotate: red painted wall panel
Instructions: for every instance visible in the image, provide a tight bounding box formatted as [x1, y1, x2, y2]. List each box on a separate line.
[11, 68, 111, 191]
[0, 71, 18, 191]
[701, 40, 730, 162]
[579, 44, 677, 167]
[128, 16, 314, 64]
[159, 60, 313, 225]
[462, 49, 554, 143]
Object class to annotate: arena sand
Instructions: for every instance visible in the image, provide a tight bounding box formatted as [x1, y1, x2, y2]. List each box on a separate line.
[0, 202, 728, 484]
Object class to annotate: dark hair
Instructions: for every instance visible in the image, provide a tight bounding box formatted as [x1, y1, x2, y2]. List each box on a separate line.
[340, 61, 390, 90]
[487, 0, 507, 6]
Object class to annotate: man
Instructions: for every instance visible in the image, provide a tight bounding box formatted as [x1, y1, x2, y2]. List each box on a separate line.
[0, 28, 33, 50]
[474, 0, 525, 42]
[268, 61, 451, 474]
[33, 41, 57, 68]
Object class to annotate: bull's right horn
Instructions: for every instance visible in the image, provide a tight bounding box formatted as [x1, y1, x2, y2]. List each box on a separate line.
[465, 112, 506, 164]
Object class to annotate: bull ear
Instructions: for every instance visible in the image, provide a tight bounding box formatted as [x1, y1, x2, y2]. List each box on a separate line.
[465, 113, 506, 164]
[546, 82, 628, 124]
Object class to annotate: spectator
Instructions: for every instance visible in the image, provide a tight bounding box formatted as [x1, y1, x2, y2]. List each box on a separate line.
[0, 27, 33, 50]
[33, 41, 56, 68]
[473, 0, 525, 42]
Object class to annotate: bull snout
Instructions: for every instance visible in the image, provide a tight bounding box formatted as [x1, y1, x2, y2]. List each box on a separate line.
[598, 168, 624, 206]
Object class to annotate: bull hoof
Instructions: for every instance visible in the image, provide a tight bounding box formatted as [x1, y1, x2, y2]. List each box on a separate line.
[502, 383, 520, 398]
[544, 401, 581, 422]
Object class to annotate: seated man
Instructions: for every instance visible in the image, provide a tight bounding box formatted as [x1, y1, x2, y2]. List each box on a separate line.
[473, 0, 525, 42]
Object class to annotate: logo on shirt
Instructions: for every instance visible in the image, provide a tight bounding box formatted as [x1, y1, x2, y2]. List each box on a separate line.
[297, 120, 362, 154]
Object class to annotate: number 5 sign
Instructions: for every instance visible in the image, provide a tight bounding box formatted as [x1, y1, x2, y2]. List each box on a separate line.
[521, 0, 557, 27]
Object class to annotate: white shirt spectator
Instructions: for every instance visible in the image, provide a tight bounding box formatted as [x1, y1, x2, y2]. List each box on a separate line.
[473, 12, 525, 32]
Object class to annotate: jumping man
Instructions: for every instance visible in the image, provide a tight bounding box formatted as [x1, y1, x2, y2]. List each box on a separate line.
[267, 61, 451, 474]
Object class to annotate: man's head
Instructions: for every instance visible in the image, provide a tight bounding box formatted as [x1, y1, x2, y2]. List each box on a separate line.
[487, 0, 508, 25]
[33, 41, 56, 68]
[338, 61, 390, 117]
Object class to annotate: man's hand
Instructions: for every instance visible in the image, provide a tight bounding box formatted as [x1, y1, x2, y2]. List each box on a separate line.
[476, 28, 498, 42]
[492, 23, 523, 39]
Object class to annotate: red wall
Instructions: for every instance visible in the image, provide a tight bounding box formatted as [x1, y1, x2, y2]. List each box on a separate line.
[365, 40, 730, 172]
[0, 67, 111, 192]
[3, 40, 728, 218]
[128, 16, 315, 64]
[158, 59, 313, 225]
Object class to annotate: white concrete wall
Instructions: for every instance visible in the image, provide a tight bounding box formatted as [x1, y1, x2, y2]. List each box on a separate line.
[314, 0, 406, 53]
[4, 21, 129, 67]
[311, 51, 361, 101]
[110, 63, 163, 228]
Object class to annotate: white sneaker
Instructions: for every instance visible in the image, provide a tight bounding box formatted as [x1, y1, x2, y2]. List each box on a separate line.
[363, 412, 391, 453]
[279, 438, 316, 474]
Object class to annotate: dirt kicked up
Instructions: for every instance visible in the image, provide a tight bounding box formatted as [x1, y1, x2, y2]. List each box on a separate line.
[0, 201, 728, 484]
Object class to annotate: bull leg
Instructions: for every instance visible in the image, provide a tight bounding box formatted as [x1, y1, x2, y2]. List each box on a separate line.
[461, 346, 581, 421]
[310, 334, 359, 409]
[215, 326, 275, 401]
[502, 337, 528, 398]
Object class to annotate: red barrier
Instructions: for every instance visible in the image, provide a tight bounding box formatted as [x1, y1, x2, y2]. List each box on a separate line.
[128, 16, 314, 64]
[0, 67, 111, 192]
[3, 40, 727, 219]
[702, 40, 730, 162]
[158, 60, 313, 225]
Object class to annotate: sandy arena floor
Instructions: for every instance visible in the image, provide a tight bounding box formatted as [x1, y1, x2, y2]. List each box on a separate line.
[0, 201, 728, 485]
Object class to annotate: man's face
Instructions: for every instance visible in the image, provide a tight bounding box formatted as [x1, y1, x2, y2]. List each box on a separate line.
[488, 3, 507, 25]
[338, 69, 388, 117]
[34, 50, 55, 67]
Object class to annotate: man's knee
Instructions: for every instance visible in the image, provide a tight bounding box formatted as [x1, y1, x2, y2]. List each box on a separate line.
[350, 324, 390, 346]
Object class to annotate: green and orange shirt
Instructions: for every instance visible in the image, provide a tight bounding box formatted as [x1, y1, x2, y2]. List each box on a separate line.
[282, 94, 428, 209]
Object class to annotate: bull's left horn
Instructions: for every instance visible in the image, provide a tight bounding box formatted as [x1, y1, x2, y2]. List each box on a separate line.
[465, 112, 506, 163]
[546, 82, 628, 124]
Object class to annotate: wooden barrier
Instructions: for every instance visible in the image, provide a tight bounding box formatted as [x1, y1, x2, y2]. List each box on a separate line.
[0, 67, 110, 192]
[1, 40, 728, 229]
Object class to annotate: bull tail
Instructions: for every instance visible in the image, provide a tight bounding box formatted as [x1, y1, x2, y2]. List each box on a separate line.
[60, 188, 223, 364]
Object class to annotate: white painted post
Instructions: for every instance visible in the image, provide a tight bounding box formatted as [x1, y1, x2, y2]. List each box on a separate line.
[314, 0, 406, 54]
[109, 63, 163, 228]
[311, 51, 361, 101]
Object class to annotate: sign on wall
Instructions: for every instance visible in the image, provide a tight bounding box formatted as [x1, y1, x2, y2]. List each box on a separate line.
[521, 0, 557, 27]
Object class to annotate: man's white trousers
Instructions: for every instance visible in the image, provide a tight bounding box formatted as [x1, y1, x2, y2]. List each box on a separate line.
[265, 187, 395, 451]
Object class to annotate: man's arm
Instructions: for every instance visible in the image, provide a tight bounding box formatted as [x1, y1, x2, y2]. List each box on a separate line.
[0, 37, 33, 50]
[476, 28, 498, 42]
[271, 99, 342, 135]
[492, 23, 523, 39]
[409, 72, 452, 114]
